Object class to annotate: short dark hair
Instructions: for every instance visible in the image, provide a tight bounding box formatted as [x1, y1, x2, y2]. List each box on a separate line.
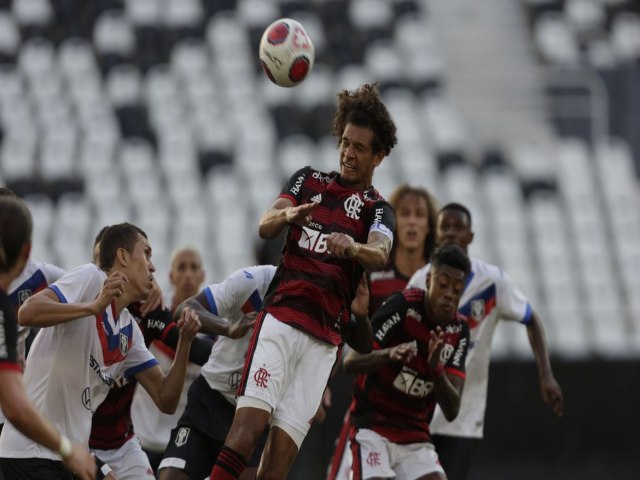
[389, 183, 438, 261]
[430, 244, 471, 277]
[98, 223, 147, 270]
[0, 187, 17, 197]
[332, 83, 398, 156]
[439, 202, 472, 228]
[0, 197, 32, 272]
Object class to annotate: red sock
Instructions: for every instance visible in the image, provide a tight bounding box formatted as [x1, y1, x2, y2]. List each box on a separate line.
[210, 446, 248, 480]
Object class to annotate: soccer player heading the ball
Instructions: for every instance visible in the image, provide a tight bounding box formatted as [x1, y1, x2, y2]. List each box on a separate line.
[209, 83, 398, 480]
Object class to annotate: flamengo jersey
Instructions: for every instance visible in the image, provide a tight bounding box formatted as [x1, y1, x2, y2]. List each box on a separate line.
[265, 166, 395, 346]
[350, 289, 469, 444]
[200, 265, 277, 404]
[0, 264, 158, 461]
[408, 256, 532, 439]
[367, 257, 413, 314]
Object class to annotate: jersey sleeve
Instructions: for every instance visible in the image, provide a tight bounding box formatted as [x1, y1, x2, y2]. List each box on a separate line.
[48, 264, 104, 305]
[370, 292, 408, 348]
[203, 268, 263, 320]
[444, 321, 470, 378]
[368, 200, 395, 243]
[140, 307, 175, 344]
[496, 269, 532, 324]
[42, 262, 66, 285]
[123, 320, 159, 379]
[278, 166, 311, 206]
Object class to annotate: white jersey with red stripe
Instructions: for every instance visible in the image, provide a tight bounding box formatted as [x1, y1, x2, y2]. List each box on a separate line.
[0, 263, 158, 461]
[199, 265, 277, 404]
[1, 260, 66, 425]
[408, 256, 531, 439]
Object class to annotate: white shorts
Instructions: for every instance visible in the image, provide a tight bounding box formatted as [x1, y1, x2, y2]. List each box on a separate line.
[237, 312, 338, 448]
[347, 428, 444, 480]
[91, 436, 155, 480]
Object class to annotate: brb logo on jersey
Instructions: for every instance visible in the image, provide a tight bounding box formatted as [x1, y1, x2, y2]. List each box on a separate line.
[344, 194, 364, 219]
[393, 365, 434, 398]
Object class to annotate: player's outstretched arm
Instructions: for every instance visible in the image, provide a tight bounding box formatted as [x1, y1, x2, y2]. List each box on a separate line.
[343, 275, 373, 353]
[527, 310, 564, 417]
[326, 231, 391, 271]
[174, 292, 255, 339]
[259, 197, 318, 239]
[343, 341, 416, 374]
[0, 371, 96, 480]
[135, 307, 201, 414]
[19, 272, 127, 327]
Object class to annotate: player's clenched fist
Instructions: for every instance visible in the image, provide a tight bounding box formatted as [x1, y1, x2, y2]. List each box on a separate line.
[326, 232, 360, 258]
[92, 272, 128, 314]
[176, 307, 201, 342]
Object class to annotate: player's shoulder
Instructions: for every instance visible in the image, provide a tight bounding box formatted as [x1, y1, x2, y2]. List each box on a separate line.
[469, 257, 503, 279]
[402, 287, 426, 304]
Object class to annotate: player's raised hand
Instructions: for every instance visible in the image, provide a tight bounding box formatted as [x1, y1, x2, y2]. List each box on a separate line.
[428, 326, 445, 370]
[389, 341, 418, 364]
[139, 279, 164, 317]
[228, 312, 257, 339]
[326, 232, 360, 258]
[176, 307, 201, 342]
[62, 443, 96, 480]
[92, 272, 128, 314]
[286, 201, 318, 226]
[540, 374, 564, 417]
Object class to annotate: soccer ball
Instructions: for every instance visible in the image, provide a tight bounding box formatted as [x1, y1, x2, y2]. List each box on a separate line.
[259, 18, 315, 87]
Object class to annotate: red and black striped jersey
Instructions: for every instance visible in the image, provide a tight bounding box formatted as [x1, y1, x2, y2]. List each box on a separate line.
[264, 166, 395, 346]
[367, 258, 413, 315]
[350, 288, 469, 444]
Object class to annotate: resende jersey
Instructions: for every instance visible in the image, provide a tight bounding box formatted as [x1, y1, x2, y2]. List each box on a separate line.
[350, 288, 469, 444]
[200, 265, 277, 404]
[90, 307, 176, 450]
[0, 264, 158, 461]
[408, 256, 531, 438]
[265, 166, 395, 346]
[0, 261, 66, 424]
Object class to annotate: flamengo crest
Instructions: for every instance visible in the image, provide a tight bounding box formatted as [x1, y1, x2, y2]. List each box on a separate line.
[344, 194, 364, 219]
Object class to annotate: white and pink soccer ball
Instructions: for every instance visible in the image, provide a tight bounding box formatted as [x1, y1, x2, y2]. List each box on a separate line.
[259, 18, 315, 87]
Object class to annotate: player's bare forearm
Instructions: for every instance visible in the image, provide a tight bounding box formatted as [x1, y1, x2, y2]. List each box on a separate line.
[526, 311, 554, 378]
[177, 297, 232, 336]
[527, 311, 564, 416]
[353, 236, 391, 271]
[259, 206, 290, 239]
[18, 290, 98, 327]
[343, 347, 391, 374]
[327, 231, 391, 271]
[343, 313, 372, 354]
[434, 373, 464, 421]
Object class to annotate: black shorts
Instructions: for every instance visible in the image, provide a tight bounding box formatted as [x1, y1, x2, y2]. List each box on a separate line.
[0, 457, 74, 479]
[1, 455, 108, 480]
[159, 375, 267, 478]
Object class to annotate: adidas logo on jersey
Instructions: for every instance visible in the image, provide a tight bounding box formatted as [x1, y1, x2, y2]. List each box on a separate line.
[310, 193, 322, 203]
